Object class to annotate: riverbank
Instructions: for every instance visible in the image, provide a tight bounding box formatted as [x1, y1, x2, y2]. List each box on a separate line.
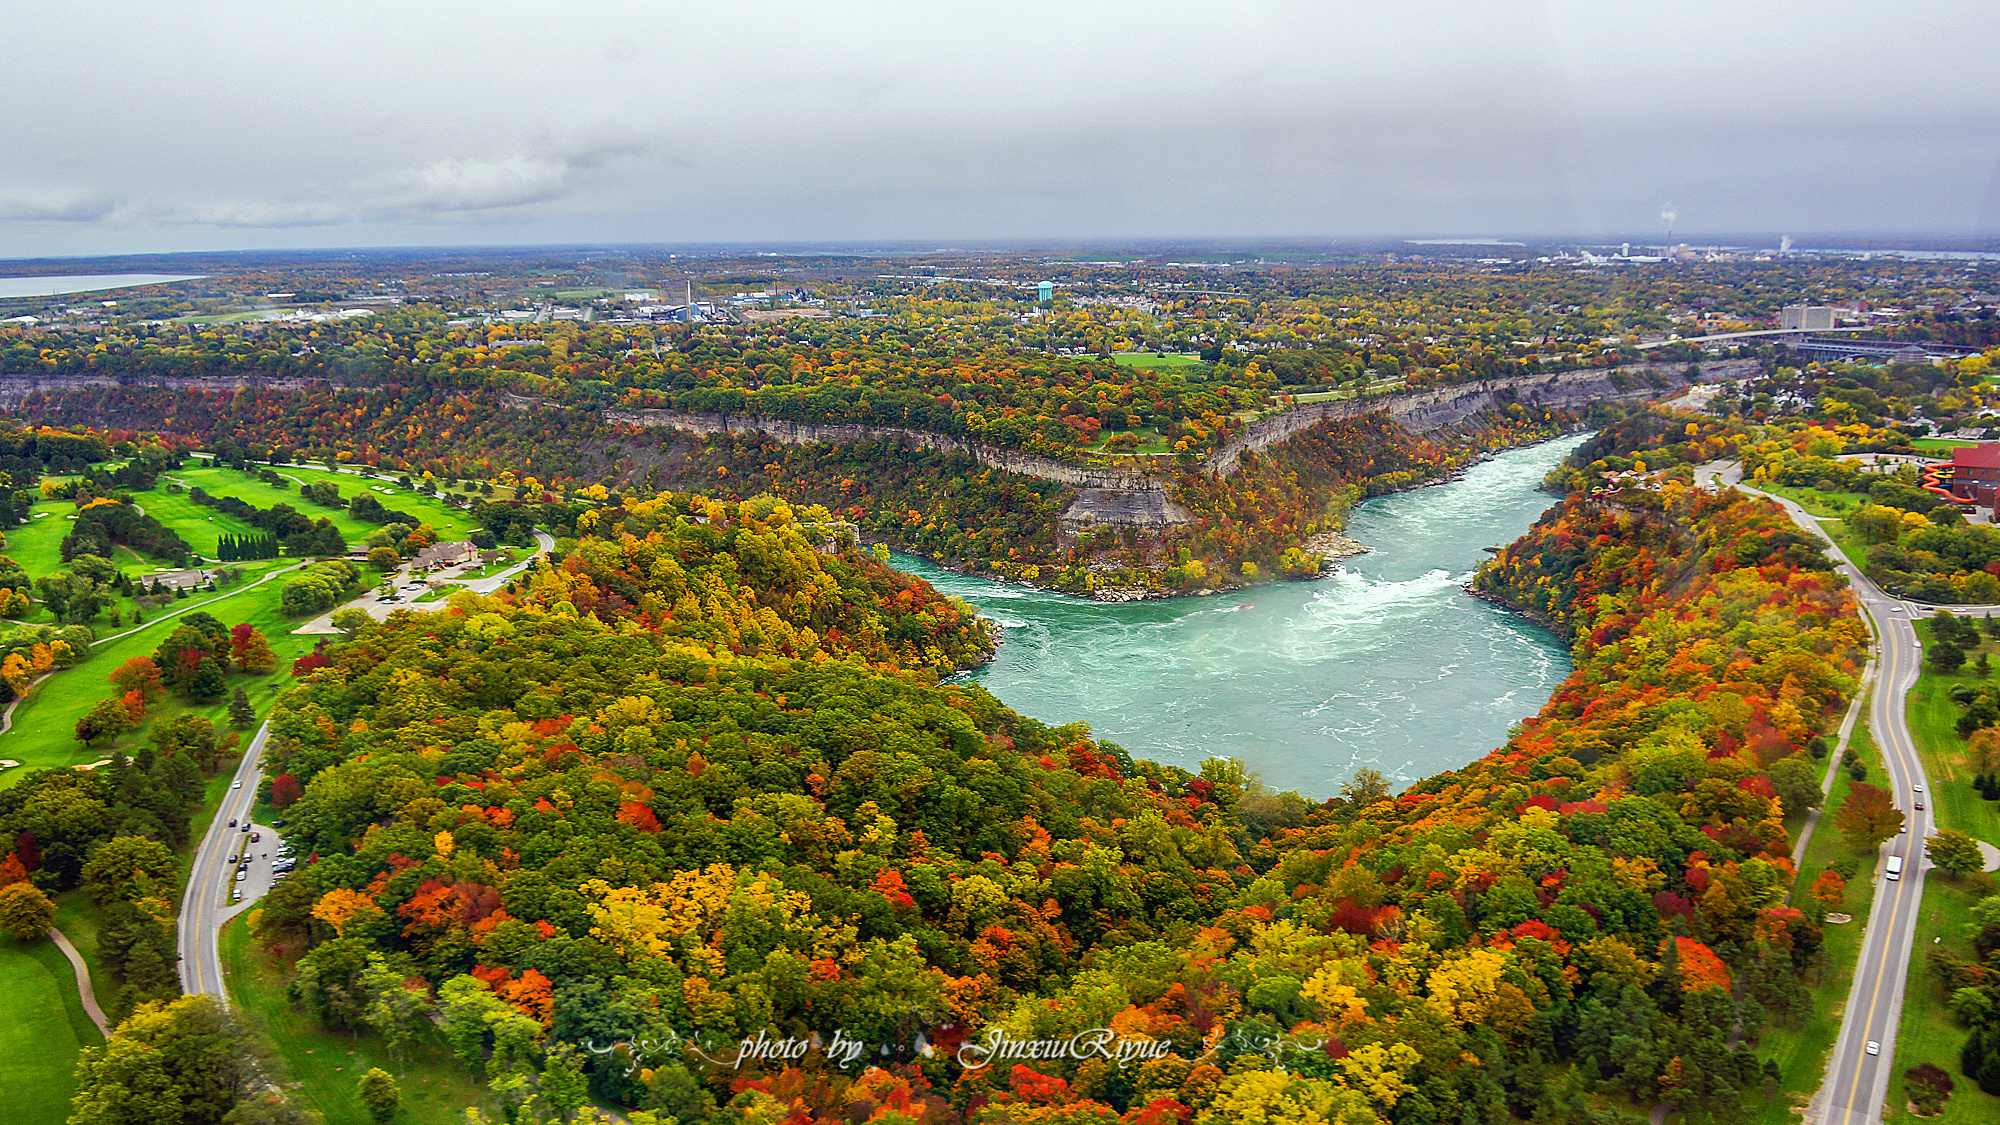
[893, 435, 1584, 796]
[1461, 582, 1571, 641]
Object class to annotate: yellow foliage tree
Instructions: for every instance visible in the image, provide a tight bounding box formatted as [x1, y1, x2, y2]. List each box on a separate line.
[311, 888, 384, 937]
[1424, 946, 1510, 1026]
[1336, 1042, 1420, 1111]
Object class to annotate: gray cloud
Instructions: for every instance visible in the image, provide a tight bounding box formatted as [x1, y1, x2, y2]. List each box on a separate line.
[0, 0, 1992, 255]
[0, 192, 121, 223]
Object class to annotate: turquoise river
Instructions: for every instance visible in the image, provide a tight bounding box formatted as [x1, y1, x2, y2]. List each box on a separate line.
[890, 435, 1586, 798]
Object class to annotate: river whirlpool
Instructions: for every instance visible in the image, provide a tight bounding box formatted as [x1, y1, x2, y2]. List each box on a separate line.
[890, 435, 1586, 798]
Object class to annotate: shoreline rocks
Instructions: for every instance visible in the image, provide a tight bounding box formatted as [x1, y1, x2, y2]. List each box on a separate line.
[1303, 530, 1368, 564]
[1463, 583, 1570, 640]
[1092, 585, 1170, 603]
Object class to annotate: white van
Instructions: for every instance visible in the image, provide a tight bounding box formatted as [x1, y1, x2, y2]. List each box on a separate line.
[1886, 856, 1904, 881]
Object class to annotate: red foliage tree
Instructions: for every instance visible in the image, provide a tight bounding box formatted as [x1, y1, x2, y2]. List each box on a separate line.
[270, 774, 304, 809]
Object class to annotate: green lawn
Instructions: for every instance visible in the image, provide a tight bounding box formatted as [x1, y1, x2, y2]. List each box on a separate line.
[1751, 710, 1886, 1125]
[0, 559, 313, 789]
[1912, 439, 1982, 453]
[7, 500, 88, 580]
[0, 935, 104, 1125]
[1906, 620, 2000, 846]
[52, 894, 114, 1020]
[1111, 352, 1205, 368]
[1082, 426, 1176, 456]
[1883, 877, 1997, 1123]
[454, 552, 521, 581]
[1750, 483, 1877, 571]
[1756, 482, 1864, 520]
[165, 465, 480, 549]
[1882, 618, 2000, 1121]
[221, 919, 489, 1125]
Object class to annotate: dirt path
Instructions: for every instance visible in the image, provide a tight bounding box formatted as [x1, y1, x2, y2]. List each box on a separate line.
[47, 925, 110, 1038]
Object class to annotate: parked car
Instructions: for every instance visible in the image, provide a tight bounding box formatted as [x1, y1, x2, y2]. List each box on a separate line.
[234, 869, 247, 882]
[251, 832, 260, 843]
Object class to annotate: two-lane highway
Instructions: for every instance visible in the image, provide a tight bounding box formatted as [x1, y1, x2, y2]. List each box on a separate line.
[1717, 468, 1935, 1125]
[178, 720, 280, 1001]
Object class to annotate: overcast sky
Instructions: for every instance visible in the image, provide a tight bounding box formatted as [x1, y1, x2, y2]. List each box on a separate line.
[2, 0, 1995, 257]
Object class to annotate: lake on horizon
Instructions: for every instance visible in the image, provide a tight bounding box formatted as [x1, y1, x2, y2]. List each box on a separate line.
[890, 435, 1585, 799]
[0, 273, 206, 298]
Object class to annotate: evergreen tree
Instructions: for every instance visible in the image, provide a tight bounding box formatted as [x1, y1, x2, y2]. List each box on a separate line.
[357, 1068, 399, 1125]
[227, 687, 255, 729]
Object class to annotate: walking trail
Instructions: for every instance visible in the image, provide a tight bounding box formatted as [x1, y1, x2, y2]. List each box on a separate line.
[46, 925, 110, 1038]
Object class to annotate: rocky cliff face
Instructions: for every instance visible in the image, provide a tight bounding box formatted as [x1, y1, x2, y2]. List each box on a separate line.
[1204, 359, 1755, 476]
[0, 359, 1745, 536]
[1058, 486, 1192, 530]
[0, 373, 322, 406]
[603, 408, 1167, 491]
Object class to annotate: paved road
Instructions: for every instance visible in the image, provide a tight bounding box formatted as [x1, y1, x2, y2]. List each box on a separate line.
[177, 721, 285, 1001]
[1701, 465, 1934, 1125]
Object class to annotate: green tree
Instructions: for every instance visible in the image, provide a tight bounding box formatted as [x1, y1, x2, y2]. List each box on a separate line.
[81, 835, 178, 906]
[1766, 756, 1824, 816]
[187, 659, 226, 704]
[1952, 986, 1995, 1028]
[1928, 827, 1985, 878]
[290, 936, 372, 1030]
[538, 1043, 589, 1123]
[359, 953, 429, 1064]
[1341, 767, 1392, 807]
[439, 974, 508, 1077]
[1932, 640, 1967, 674]
[0, 880, 55, 940]
[68, 995, 254, 1125]
[227, 687, 255, 730]
[76, 697, 135, 747]
[153, 714, 221, 773]
[329, 607, 373, 639]
[367, 546, 402, 571]
[357, 1067, 399, 1125]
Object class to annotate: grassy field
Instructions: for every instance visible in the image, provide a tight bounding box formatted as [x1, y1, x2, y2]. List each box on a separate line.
[1881, 616, 2000, 1121]
[222, 919, 489, 1125]
[165, 465, 481, 548]
[1751, 482, 1879, 571]
[0, 559, 306, 788]
[454, 551, 521, 581]
[1884, 877, 1996, 1122]
[1906, 618, 2000, 846]
[1752, 709, 1886, 1125]
[1912, 439, 1982, 453]
[0, 454, 479, 786]
[1757, 481, 1863, 520]
[1111, 352, 1205, 368]
[1081, 426, 1176, 456]
[0, 935, 104, 1125]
